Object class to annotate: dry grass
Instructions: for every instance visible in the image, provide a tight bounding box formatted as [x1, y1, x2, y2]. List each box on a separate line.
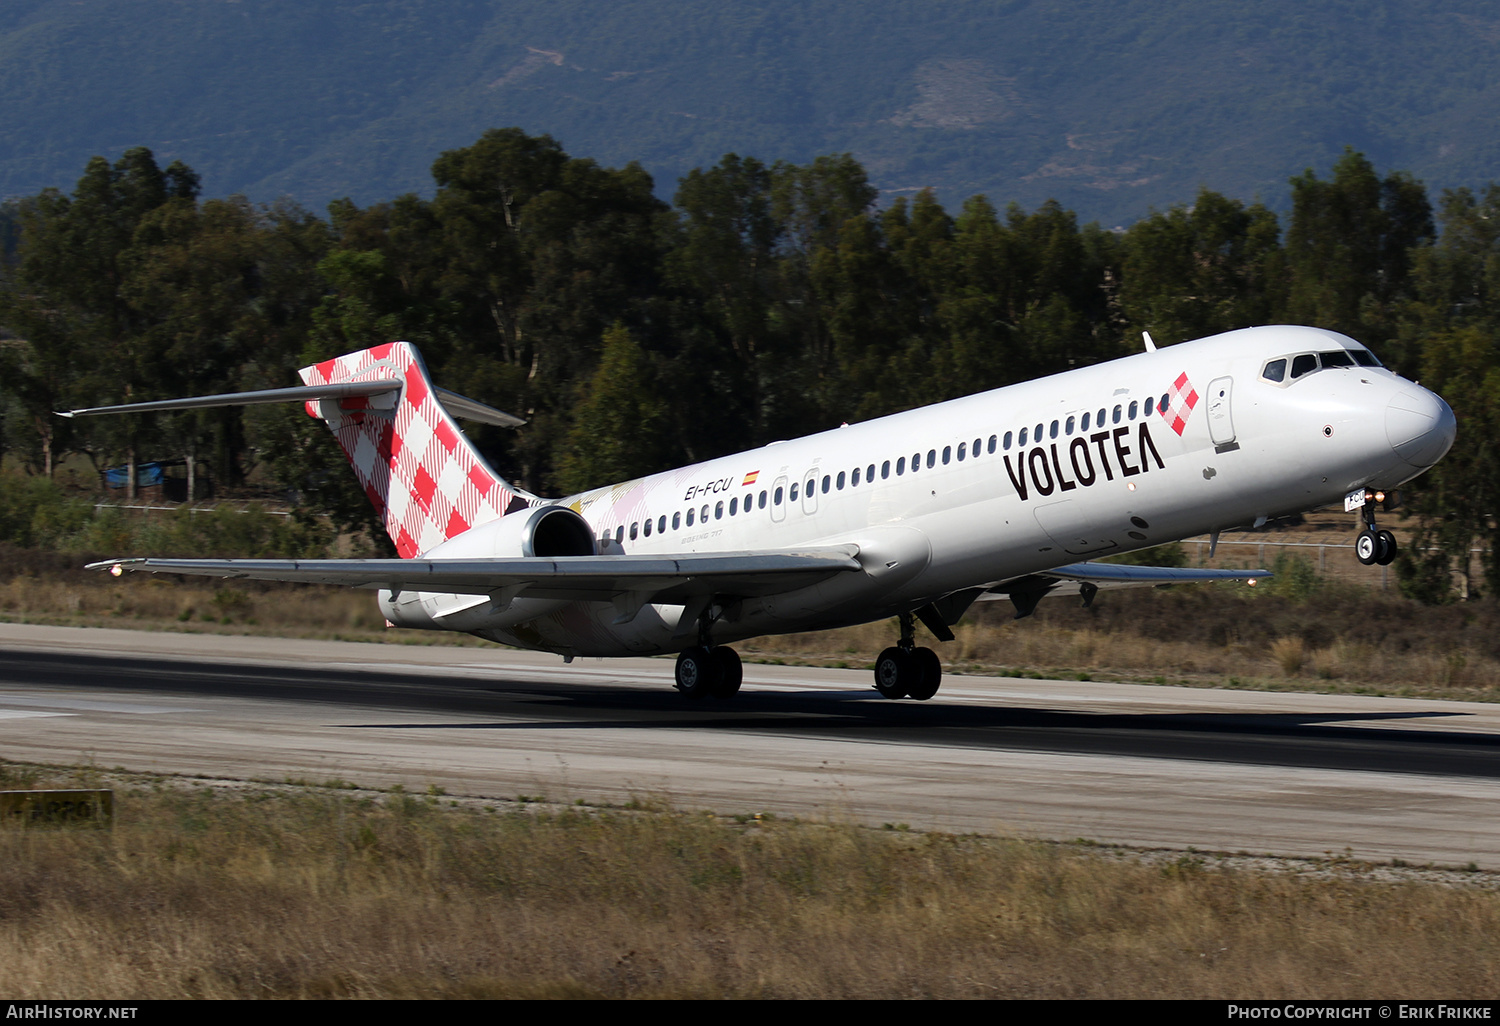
[2, 762, 1499, 1000]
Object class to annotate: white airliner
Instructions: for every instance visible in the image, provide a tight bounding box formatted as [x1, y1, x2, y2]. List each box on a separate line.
[68, 324, 1455, 701]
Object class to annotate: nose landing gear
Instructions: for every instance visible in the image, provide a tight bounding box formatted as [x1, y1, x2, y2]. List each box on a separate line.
[873, 613, 943, 701]
[1353, 492, 1397, 566]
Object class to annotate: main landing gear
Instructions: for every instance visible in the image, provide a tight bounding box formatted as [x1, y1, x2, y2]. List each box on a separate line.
[873, 612, 942, 701]
[674, 645, 743, 699]
[1355, 494, 1398, 567]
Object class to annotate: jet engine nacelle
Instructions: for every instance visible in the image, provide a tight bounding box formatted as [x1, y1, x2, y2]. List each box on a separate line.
[378, 505, 596, 631]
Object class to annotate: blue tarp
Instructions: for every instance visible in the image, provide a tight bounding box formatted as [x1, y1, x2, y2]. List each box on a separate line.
[104, 462, 168, 489]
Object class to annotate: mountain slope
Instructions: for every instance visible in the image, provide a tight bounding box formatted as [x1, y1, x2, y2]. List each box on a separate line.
[3, 1, 1500, 223]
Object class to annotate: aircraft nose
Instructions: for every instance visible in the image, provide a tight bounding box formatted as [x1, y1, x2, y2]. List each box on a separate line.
[1386, 388, 1456, 469]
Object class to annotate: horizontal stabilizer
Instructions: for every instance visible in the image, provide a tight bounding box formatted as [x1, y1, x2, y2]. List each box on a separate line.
[58, 381, 525, 428]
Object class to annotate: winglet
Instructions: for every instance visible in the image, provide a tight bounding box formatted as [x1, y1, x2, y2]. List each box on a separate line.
[1143, 331, 1157, 353]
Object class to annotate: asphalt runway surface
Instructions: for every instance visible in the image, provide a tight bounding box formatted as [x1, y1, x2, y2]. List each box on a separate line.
[2, 623, 1499, 867]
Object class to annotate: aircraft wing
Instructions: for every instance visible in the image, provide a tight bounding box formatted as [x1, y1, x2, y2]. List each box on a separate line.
[1037, 562, 1271, 589]
[87, 547, 863, 605]
[979, 561, 1271, 618]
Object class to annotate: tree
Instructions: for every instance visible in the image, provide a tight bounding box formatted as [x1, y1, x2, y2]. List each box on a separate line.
[1118, 189, 1284, 344]
[1285, 149, 1432, 365]
[0, 148, 200, 484]
[555, 324, 674, 493]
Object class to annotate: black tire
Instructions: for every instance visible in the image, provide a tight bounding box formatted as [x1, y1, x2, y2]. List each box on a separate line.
[1356, 529, 1379, 566]
[1376, 529, 1398, 566]
[709, 647, 742, 698]
[874, 647, 909, 699]
[906, 647, 942, 701]
[675, 646, 718, 698]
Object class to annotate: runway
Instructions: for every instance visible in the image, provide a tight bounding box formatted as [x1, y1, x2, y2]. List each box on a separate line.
[2, 622, 1498, 867]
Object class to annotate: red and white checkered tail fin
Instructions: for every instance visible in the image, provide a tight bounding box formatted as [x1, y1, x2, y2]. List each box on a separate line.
[299, 341, 535, 558]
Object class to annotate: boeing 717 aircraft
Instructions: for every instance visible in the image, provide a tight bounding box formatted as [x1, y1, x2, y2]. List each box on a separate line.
[68, 324, 1455, 701]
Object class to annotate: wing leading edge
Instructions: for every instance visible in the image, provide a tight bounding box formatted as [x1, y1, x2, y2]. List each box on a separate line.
[983, 561, 1272, 619]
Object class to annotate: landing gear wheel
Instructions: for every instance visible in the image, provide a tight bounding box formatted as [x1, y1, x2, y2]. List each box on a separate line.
[906, 647, 942, 701]
[874, 647, 910, 699]
[1356, 528, 1380, 566]
[675, 646, 719, 698]
[709, 646, 742, 698]
[1375, 529, 1398, 566]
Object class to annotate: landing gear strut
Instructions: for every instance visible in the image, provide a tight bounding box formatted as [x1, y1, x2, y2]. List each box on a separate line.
[674, 601, 742, 699]
[1355, 495, 1397, 567]
[873, 613, 943, 701]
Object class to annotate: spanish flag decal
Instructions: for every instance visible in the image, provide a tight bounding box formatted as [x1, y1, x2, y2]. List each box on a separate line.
[742, 470, 760, 486]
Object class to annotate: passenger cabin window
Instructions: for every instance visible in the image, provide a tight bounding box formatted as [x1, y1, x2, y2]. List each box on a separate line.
[1081, 412, 1090, 432]
[729, 497, 738, 515]
[852, 468, 861, 486]
[957, 442, 966, 461]
[1065, 416, 1075, 435]
[643, 519, 652, 537]
[1003, 431, 1012, 450]
[715, 501, 723, 519]
[867, 463, 875, 482]
[973, 437, 981, 455]
[1097, 408, 1106, 426]
[988, 435, 997, 454]
[836, 471, 845, 490]
[1018, 427, 1028, 446]
[1128, 401, 1138, 420]
[759, 491, 767, 509]
[615, 526, 624, 543]
[790, 482, 799, 501]
[658, 515, 666, 533]
[882, 460, 891, 479]
[927, 449, 936, 468]
[942, 446, 951, 465]
[775, 486, 784, 505]
[1049, 420, 1059, 439]
[1144, 397, 1154, 416]
[896, 457, 906, 475]
[687, 509, 695, 526]
[1112, 405, 1122, 424]
[821, 475, 830, 494]
[629, 522, 639, 540]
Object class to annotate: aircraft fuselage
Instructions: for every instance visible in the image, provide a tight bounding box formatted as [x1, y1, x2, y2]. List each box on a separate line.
[407, 325, 1454, 657]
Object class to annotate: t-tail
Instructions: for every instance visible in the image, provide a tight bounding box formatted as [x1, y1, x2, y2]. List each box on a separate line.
[59, 341, 536, 558]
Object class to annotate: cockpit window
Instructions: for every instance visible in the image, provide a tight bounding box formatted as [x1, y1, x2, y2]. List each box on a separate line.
[1267, 347, 1382, 386]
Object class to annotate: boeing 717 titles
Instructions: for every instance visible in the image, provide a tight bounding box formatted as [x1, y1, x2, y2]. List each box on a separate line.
[67, 325, 1455, 701]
